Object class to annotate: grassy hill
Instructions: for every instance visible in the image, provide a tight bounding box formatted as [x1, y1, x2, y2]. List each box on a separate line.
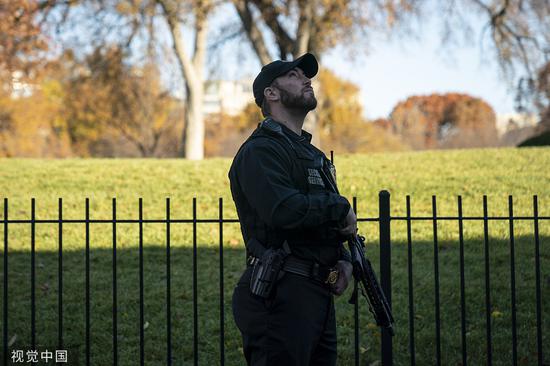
[0, 147, 549, 365]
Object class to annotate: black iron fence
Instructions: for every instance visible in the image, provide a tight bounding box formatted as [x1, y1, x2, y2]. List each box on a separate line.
[1, 191, 548, 365]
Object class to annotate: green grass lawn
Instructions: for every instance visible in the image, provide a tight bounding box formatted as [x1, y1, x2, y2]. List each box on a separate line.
[0, 147, 549, 365]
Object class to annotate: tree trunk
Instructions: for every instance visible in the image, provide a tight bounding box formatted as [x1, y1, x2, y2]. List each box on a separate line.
[302, 46, 321, 148]
[304, 76, 321, 147]
[159, 0, 208, 160]
[184, 78, 205, 159]
[233, 0, 272, 65]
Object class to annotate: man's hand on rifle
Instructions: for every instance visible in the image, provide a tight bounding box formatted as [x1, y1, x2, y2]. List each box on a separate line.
[331, 260, 353, 296]
[338, 206, 357, 236]
[332, 206, 356, 295]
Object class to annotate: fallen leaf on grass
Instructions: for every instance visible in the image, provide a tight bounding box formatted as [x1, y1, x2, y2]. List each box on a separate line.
[40, 283, 49, 293]
[367, 323, 377, 330]
[8, 334, 17, 347]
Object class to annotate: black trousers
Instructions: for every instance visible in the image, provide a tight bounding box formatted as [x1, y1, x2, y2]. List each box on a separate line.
[232, 267, 337, 366]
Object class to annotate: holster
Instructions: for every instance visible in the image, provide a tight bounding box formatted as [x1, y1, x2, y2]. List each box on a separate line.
[248, 239, 291, 299]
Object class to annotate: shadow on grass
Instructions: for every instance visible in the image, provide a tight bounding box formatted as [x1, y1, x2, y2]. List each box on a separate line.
[1, 235, 549, 366]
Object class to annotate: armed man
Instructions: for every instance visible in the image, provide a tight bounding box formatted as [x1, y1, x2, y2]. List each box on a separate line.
[228, 52, 358, 366]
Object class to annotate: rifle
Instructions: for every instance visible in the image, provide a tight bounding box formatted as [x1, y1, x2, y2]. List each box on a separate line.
[316, 157, 394, 334]
[348, 234, 395, 336]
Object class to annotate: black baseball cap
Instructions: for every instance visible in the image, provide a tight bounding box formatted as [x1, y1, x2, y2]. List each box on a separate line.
[253, 53, 319, 107]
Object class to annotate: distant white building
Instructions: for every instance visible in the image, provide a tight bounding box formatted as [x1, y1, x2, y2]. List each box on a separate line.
[203, 79, 253, 116]
[10, 71, 35, 98]
[496, 113, 538, 135]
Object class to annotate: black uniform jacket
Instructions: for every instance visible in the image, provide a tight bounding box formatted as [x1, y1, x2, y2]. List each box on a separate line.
[228, 119, 351, 266]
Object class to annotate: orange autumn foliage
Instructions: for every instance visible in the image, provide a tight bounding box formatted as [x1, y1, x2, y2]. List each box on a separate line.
[389, 93, 498, 149]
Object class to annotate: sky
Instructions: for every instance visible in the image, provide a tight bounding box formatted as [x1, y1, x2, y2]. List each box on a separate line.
[322, 18, 517, 119]
[46, 2, 521, 121]
[145, 1, 523, 123]
[208, 4, 518, 121]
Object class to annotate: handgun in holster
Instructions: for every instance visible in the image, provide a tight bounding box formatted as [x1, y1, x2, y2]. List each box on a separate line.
[247, 238, 291, 299]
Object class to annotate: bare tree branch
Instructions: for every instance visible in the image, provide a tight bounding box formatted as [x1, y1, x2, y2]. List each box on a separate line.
[253, 0, 294, 59]
[232, 0, 272, 64]
[294, 0, 312, 56]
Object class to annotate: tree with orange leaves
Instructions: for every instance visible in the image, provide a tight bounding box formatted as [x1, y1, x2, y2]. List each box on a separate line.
[0, 0, 48, 85]
[390, 93, 498, 149]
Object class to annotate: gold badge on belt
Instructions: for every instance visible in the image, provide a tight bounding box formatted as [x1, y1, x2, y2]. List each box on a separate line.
[325, 269, 339, 285]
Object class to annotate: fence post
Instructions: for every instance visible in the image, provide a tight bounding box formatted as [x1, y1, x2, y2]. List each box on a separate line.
[379, 190, 392, 366]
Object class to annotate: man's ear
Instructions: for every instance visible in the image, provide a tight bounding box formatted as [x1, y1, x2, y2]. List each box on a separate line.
[264, 86, 279, 102]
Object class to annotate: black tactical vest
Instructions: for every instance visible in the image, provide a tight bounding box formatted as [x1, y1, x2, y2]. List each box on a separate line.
[234, 118, 343, 249]
[240, 118, 339, 197]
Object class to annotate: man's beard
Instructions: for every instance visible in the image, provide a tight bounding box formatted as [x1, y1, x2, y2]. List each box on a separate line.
[278, 87, 317, 112]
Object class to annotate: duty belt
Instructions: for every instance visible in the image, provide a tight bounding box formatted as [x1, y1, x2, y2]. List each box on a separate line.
[247, 255, 339, 285]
